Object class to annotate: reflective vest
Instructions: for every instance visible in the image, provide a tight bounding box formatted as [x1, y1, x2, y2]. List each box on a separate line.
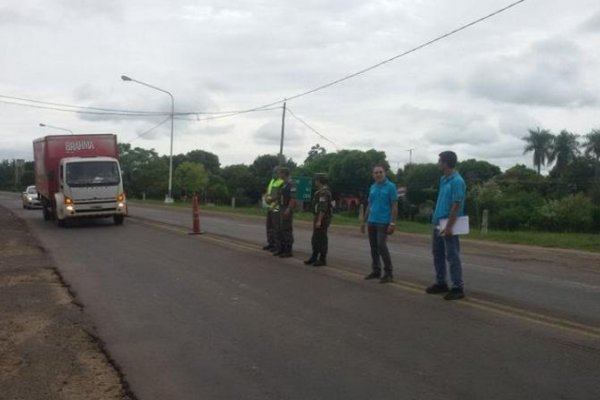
[266, 178, 284, 210]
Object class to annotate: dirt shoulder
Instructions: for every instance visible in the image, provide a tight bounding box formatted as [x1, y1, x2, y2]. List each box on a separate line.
[0, 205, 134, 400]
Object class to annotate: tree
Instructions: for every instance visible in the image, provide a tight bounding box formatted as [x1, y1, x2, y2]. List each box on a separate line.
[584, 129, 600, 186]
[221, 164, 261, 205]
[583, 129, 600, 162]
[551, 129, 580, 177]
[250, 154, 296, 190]
[328, 149, 390, 197]
[523, 127, 555, 175]
[404, 163, 440, 206]
[496, 164, 544, 192]
[185, 150, 220, 175]
[305, 144, 327, 164]
[118, 143, 168, 198]
[456, 159, 501, 187]
[173, 162, 208, 198]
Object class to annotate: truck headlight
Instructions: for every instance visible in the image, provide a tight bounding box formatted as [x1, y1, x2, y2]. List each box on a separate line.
[64, 196, 73, 205]
[116, 193, 126, 202]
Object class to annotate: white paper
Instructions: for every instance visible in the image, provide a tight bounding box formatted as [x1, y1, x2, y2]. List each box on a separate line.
[438, 216, 470, 235]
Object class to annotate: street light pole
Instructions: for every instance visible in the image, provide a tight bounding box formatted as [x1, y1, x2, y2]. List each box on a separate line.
[39, 123, 74, 135]
[121, 75, 175, 203]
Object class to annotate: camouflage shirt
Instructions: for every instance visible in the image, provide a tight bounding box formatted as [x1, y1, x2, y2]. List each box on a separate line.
[313, 186, 332, 217]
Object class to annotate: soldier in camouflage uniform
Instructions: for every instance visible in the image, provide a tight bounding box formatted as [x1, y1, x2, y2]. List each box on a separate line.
[304, 175, 332, 267]
[274, 167, 296, 258]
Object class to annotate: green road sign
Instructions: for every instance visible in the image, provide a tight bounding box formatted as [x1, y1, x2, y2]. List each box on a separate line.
[292, 176, 312, 201]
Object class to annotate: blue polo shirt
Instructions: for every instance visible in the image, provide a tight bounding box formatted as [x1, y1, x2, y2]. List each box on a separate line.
[368, 179, 398, 225]
[432, 171, 466, 225]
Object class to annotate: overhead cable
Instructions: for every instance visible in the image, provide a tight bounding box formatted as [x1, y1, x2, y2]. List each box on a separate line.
[286, 108, 339, 149]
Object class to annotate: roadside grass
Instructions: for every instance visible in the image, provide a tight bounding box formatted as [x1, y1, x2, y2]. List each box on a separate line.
[131, 200, 600, 253]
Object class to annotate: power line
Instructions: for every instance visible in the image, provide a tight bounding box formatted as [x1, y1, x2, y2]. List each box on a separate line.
[0, 99, 163, 117]
[193, 105, 283, 122]
[0, 94, 163, 115]
[0, 1, 526, 123]
[0, 94, 277, 117]
[242, 0, 527, 111]
[286, 108, 339, 149]
[128, 117, 172, 143]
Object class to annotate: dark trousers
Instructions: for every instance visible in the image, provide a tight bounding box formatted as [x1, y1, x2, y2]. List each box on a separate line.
[368, 224, 393, 275]
[311, 218, 330, 260]
[266, 209, 275, 247]
[432, 229, 463, 289]
[271, 210, 282, 251]
[280, 212, 294, 253]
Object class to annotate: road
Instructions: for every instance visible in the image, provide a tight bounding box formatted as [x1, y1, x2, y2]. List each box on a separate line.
[2, 192, 599, 400]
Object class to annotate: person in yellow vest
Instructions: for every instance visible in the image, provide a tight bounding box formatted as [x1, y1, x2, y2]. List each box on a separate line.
[263, 167, 284, 252]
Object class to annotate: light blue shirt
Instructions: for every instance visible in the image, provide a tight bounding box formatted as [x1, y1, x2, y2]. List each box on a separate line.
[432, 171, 466, 225]
[368, 179, 398, 225]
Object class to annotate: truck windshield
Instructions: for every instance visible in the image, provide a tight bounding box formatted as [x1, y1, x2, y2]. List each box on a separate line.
[66, 161, 120, 187]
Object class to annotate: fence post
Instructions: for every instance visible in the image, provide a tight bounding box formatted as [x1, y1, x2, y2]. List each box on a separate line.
[481, 209, 489, 234]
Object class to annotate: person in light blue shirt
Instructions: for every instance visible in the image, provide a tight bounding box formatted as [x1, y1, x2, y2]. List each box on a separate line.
[426, 151, 467, 300]
[360, 164, 398, 283]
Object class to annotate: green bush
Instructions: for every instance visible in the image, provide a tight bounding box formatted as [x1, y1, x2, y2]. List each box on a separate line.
[534, 194, 594, 232]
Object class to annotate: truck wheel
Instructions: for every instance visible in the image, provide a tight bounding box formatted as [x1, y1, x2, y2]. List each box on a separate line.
[114, 215, 124, 225]
[54, 208, 66, 227]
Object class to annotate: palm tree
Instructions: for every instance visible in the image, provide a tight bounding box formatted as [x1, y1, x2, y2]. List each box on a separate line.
[522, 127, 554, 175]
[584, 129, 600, 179]
[551, 130, 580, 176]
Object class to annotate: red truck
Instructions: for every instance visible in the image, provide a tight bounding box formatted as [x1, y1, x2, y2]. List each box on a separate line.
[33, 134, 127, 226]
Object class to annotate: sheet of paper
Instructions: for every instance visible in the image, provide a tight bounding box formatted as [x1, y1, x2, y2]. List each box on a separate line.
[438, 216, 470, 235]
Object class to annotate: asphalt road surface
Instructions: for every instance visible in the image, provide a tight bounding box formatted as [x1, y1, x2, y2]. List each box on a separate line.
[2, 193, 599, 400]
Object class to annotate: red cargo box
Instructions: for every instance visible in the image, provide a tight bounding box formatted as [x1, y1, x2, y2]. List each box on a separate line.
[33, 134, 119, 200]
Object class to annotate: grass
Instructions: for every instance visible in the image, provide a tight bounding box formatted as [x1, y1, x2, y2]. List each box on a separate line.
[131, 199, 600, 253]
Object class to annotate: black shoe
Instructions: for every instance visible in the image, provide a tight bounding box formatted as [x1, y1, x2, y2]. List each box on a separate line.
[263, 245, 273, 251]
[312, 260, 327, 267]
[380, 275, 394, 284]
[444, 288, 465, 301]
[304, 254, 317, 265]
[425, 284, 450, 294]
[279, 252, 293, 258]
[273, 251, 283, 256]
[364, 271, 381, 280]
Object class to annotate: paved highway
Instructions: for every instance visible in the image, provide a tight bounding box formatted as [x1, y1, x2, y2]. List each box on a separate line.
[1, 193, 599, 400]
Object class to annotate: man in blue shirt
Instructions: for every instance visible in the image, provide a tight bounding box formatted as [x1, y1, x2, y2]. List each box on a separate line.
[361, 164, 398, 283]
[426, 151, 467, 300]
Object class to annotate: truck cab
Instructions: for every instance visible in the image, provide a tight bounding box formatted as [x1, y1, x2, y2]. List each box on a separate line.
[54, 156, 126, 225]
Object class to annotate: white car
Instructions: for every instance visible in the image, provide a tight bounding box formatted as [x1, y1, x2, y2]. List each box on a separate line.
[22, 186, 41, 209]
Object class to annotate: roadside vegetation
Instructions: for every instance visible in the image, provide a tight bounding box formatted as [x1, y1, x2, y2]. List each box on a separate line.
[3, 128, 599, 251]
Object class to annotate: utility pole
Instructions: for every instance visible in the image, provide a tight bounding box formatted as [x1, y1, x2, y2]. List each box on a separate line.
[279, 102, 287, 165]
[406, 148, 416, 165]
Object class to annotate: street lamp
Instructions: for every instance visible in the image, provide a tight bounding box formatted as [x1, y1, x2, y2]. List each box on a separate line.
[121, 74, 175, 203]
[39, 123, 74, 135]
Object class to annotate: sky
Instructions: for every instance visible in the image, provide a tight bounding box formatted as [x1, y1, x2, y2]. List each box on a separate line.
[1, 0, 599, 172]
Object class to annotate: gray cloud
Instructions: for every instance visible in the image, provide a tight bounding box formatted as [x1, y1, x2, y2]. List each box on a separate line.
[581, 11, 600, 32]
[253, 121, 297, 145]
[467, 38, 598, 107]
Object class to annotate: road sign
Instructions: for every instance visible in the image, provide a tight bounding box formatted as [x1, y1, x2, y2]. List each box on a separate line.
[292, 176, 312, 201]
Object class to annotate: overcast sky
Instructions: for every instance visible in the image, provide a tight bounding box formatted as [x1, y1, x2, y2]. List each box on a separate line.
[1, 0, 599, 171]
